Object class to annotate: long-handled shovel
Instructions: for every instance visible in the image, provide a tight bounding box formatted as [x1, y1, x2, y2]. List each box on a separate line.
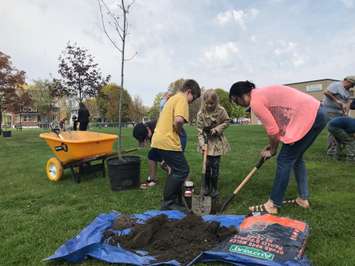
[220, 157, 265, 213]
[191, 133, 212, 215]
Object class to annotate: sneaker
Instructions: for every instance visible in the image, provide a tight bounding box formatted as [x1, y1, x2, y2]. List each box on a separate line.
[140, 179, 157, 189]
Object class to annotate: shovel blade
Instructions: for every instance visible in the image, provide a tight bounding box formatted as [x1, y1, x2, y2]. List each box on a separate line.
[191, 195, 212, 215]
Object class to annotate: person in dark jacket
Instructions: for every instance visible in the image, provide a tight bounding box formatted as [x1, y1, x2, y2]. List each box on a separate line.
[78, 102, 90, 131]
[72, 115, 78, 131]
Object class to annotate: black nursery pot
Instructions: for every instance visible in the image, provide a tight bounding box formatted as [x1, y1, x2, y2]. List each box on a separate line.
[2, 131, 12, 138]
[107, 155, 141, 191]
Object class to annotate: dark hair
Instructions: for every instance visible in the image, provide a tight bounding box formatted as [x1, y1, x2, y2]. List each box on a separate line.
[181, 79, 201, 99]
[229, 81, 256, 100]
[133, 123, 148, 143]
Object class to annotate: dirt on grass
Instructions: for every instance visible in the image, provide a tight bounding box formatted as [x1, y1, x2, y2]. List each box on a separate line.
[103, 214, 238, 265]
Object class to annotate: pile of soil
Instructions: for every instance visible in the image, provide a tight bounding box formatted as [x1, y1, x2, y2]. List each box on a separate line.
[103, 214, 238, 265]
[111, 214, 137, 230]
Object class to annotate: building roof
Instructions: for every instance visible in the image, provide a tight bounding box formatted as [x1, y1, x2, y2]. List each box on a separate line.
[284, 78, 339, 86]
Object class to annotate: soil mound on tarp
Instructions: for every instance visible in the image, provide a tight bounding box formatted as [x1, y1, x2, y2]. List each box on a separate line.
[103, 214, 238, 265]
[111, 214, 137, 230]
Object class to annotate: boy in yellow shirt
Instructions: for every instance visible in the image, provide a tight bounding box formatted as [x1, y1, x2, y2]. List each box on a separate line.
[151, 79, 201, 211]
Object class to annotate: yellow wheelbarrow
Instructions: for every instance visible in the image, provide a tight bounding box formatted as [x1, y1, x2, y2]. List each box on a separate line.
[40, 131, 118, 182]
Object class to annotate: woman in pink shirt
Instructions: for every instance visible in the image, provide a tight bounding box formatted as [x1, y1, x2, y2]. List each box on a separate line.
[229, 81, 327, 214]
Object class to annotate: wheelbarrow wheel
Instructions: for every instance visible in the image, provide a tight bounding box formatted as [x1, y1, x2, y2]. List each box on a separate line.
[46, 157, 63, 181]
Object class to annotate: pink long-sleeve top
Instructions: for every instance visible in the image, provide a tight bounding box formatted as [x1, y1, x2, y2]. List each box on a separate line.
[250, 85, 320, 144]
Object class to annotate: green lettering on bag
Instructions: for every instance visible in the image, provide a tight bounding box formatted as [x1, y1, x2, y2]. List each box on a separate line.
[229, 244, 275, 261]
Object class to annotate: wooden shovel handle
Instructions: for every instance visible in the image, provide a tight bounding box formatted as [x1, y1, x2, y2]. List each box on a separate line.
[232, 157, 264, 195]
[202, 143, 208, 174]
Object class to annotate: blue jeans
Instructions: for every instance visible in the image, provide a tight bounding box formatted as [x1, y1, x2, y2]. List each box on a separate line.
[270, 106, 327, 207]
[180, 127, 187, 151]
[328, 117, 355, 134]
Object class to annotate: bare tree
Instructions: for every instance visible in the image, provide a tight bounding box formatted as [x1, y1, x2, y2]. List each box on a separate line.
[98, 0, 136, 158]
[130, 95, 146, 123]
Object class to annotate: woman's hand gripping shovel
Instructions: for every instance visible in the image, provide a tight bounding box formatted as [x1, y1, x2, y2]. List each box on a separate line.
[219, 157, 265, 213]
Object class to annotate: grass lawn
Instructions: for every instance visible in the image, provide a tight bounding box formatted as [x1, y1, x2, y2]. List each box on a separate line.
[0, 125, 354, 266]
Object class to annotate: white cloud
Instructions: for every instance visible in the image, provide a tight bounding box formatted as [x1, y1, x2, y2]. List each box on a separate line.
[203, 42, 239, 65]
[340, 0, 354, 8]
[272, 40, 306, 68]
[292, 56, 305, 67]
[216, 8, 259, 30]
[1, 0, 355, 106]
[273, 41, 297, 55]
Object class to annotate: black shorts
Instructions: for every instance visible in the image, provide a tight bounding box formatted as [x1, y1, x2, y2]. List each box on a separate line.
[148, 148, 163, 162]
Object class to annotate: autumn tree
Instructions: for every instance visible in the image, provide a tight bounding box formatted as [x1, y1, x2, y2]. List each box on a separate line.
[84, 98, 100, 121]
[14, 86, 32, 127]
[169, 78, 203, 124]
[0, 51, 26, 132]
[130, 95, 146, 123]
[28, 79, 57, 122]
[97, 83, 132, 122]
[55, 42, 110, 103]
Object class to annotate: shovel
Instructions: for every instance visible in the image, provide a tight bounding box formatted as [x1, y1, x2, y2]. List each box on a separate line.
[191, 132, 212, 215]
[220, 157, 265, 213]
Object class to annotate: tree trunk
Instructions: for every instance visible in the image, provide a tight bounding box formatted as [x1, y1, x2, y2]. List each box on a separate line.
[0, 108, 2, 134]
[117, 0, 127, 159]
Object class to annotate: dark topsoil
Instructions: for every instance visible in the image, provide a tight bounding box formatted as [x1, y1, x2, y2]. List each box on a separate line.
[103, 214, 238, 265]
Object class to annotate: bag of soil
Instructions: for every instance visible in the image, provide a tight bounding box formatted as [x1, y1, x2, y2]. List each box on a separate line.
[193, 214, 311, 266]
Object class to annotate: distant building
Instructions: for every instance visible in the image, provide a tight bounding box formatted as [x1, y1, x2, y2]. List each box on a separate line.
[250, 78, 355, 124]
[3, 106, 60, 128]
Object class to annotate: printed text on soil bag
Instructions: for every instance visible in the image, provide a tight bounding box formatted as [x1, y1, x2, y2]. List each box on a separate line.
[229, 245, 274, 261]
[228, 234, 285, 260]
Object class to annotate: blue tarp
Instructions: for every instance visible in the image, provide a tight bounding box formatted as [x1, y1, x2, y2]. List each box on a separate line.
[45, 210, 310, 265]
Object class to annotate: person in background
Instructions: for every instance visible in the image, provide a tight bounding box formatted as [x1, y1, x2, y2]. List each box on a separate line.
[196, 89, 230, 198]
[133, 120, 170, 189]
[229, 81, 326, 214]
[323, 76, 355, 156]
[59, 118, 67, 131]
[327, 99, 355, 161]
[151, 79, 201, 211]
[160, 90, 174, 112]
[72, 115, 78, 131]
[78, 102, 90, 131]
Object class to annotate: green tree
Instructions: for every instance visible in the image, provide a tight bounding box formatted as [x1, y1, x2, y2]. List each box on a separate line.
[97, 83, 132, 122]
[148, 92, 164, 120]
[215, 88, 245, 121]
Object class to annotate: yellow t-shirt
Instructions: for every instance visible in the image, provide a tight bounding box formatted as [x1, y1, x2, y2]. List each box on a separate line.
[151, 92, 189, 151]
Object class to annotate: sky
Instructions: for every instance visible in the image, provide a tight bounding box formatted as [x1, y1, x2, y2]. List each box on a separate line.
[1, 0, 355, 106]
